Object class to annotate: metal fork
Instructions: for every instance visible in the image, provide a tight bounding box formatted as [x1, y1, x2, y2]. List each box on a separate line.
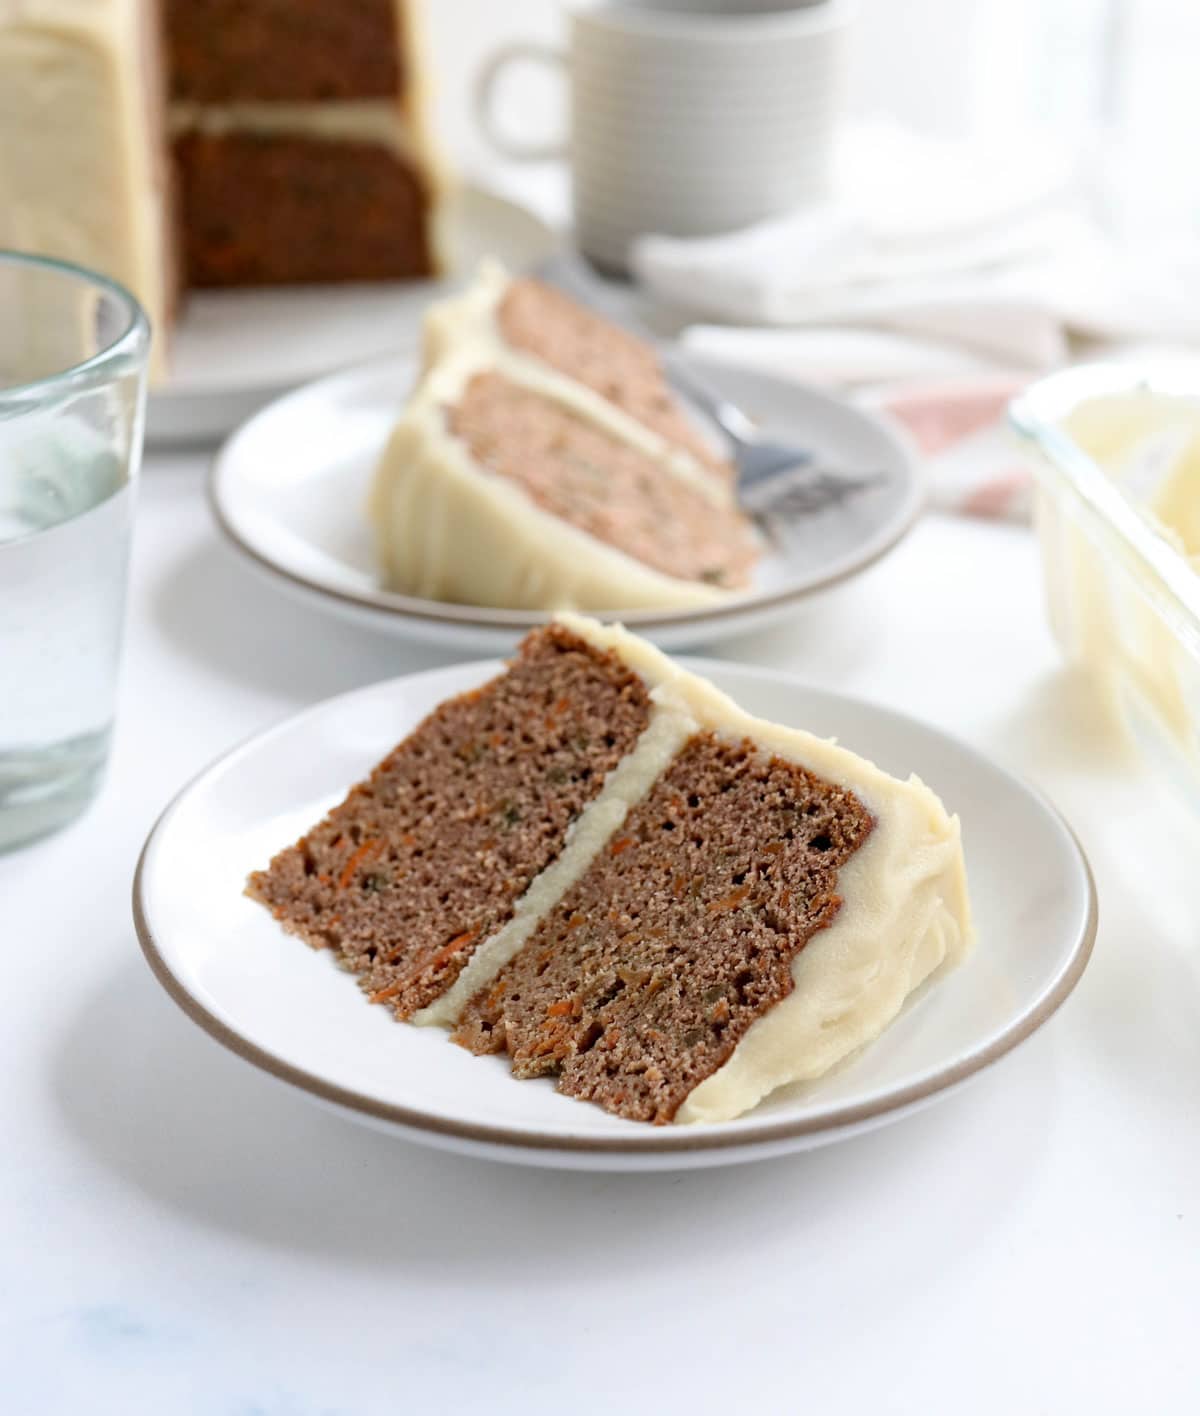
[530, 252, 884, 533]
[660, 354, 885, 535]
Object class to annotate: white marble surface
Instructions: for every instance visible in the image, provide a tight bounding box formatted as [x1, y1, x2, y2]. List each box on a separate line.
[3, 448, 1199, 1413]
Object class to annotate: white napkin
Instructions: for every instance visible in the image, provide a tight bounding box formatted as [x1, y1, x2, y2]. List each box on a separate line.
[678, 325, 1007, 392]
[631, 124, 1200, 371]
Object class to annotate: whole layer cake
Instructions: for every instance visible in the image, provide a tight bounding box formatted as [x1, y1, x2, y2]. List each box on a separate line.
[0, 0, 444, 375]
[369, 263, 761, 612]
[248, 617, 973, 1124]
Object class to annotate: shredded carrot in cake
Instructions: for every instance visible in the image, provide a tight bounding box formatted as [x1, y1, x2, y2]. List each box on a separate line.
[337, 839, 381, 890]
[369, 927, 481, 1002]
[610, 836, 634, 855]
[708, 883, 752, 914]
[426, 928, 480, 970]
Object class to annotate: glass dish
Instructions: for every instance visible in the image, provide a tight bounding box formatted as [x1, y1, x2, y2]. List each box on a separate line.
[1011, 362, 1200, 814]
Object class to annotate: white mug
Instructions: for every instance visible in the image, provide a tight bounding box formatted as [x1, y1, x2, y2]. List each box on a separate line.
[476, 0, 854, 272]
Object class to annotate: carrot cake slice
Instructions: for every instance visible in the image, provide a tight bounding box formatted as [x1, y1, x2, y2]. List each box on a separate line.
[249, 618, 972, 1124]
[368, 263, 761, 612]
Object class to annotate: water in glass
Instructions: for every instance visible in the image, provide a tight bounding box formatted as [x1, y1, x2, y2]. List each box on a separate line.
[0, 255, 148, 849]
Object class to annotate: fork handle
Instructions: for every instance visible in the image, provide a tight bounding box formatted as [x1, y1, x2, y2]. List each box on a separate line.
[660, 354, 759, 447]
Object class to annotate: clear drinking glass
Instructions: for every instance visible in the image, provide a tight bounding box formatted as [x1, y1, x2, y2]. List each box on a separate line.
[0, 252, 150, 850]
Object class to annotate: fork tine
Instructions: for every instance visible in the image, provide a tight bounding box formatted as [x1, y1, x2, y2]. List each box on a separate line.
[745, 468, 886, 539]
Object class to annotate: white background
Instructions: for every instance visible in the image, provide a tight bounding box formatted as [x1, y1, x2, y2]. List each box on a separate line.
[428, 0, 1199, 240]
[425, 0, 1105, 162]
[427, 0, 1039, 165]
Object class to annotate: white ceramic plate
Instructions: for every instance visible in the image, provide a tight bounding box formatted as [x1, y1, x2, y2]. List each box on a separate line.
[134, 658, 1096, 1172]
[147, 186, 556, 446]
[209, 355, 922, 653]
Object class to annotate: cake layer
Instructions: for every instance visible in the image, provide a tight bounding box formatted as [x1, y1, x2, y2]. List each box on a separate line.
[247, 624, 653, 1018]
[174, 131, 435, 284]
[453, 731, 876, 1123]
[496, 277, 732, 478]
[0, 0, 176, 377]
[449, 372, 759, 589]
[165, 0, 407, 102]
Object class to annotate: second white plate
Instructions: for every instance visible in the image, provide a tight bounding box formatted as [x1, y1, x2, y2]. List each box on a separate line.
[210, 354, 922, 652]
[134, 658, 1096, 1172]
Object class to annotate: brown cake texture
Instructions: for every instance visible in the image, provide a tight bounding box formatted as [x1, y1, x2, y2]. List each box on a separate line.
[247, 625, 652, 1019]
[449, 372, 760, 590]
[175, 134, 435, 286]
[165, 0, 439, 289]
[165, 0, 406, 102]
[497, 278, 733, 479]
[453, 733, 875, 1123]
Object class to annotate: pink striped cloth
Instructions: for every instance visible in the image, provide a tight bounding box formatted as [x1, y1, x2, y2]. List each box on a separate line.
[867, 375, 1034, 522]
[674, 324, 1039, 524]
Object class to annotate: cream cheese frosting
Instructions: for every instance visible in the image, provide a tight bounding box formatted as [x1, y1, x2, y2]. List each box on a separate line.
[170, 99, 421, 160]
[419, 614, 974, 1124]
[369, 261, 744, 612]
[0, 0, 172, 377]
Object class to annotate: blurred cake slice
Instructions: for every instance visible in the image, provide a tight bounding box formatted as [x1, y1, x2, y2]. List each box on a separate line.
[369, 263, 761, 611]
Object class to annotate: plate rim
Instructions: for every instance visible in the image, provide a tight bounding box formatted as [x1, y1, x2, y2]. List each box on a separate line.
[130, 657, 1098, 1158]
[206, 353, 925, 634]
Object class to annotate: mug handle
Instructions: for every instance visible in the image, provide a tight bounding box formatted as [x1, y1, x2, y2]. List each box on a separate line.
[474, 43, 568, 162]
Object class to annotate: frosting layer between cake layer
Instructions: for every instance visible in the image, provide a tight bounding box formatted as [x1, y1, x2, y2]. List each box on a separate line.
[170, 99, 421, 157]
